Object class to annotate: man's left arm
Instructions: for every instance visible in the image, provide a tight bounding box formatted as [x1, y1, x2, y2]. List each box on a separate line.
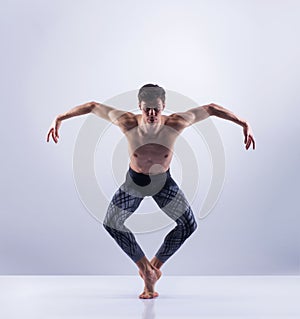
[208, 103, 255, 150]
[178, 103, 255, 150]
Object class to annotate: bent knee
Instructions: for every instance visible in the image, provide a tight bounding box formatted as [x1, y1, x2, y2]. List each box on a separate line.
[103, 221, 110, 230]
[191, 219, 198, 232]
[176, 218, 197, 239]
[181, 211, 197, 238]
[103, 215, 126, 232]
[186, 219, 197, 237]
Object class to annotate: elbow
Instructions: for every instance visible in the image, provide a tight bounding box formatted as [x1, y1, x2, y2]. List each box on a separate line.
[89, 101, 99, 113]
[206, 103, 216, 116]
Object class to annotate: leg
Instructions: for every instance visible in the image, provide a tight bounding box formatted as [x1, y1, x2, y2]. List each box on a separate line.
[103, 181, 160, 299]
[152, 176, 197, 266]
[103, 185, 145, 263]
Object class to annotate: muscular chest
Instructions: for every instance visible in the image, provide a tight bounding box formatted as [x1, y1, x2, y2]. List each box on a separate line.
[126, 125, 177, 157]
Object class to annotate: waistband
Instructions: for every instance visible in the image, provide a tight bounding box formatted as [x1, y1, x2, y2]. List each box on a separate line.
[128, 166, 171, 187]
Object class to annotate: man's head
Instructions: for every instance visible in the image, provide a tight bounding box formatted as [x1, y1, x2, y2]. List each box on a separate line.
[138, 84, 166, 124]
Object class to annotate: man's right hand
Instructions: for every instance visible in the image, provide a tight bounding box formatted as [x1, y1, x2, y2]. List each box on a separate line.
[46, 117, 62, 143]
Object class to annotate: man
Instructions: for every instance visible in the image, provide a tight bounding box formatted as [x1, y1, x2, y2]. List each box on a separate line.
[46, 84, 255, 299]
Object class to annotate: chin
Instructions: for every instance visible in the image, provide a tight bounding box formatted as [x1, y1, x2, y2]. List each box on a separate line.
[147, 118, 157, 124]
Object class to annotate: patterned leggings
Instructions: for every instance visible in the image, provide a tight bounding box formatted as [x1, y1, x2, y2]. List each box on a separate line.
[103, 166, 197, 264]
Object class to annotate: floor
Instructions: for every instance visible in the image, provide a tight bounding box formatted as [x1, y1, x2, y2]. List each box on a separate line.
[0, 276, 299, 319]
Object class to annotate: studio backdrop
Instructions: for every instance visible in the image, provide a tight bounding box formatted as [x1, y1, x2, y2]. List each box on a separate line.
[0, 0, 299, 275]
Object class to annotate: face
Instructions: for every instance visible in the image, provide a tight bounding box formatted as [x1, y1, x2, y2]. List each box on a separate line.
[139, 98, 165, 124]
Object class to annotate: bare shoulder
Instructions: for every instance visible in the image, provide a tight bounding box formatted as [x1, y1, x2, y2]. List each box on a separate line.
[164, 112, 194, 132]
[117, 112, 139, 132]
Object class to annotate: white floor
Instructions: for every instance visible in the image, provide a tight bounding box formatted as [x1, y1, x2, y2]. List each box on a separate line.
[0, 276, 299, 319]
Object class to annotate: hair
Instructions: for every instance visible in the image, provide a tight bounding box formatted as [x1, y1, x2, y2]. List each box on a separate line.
[138, 83, 166, 103]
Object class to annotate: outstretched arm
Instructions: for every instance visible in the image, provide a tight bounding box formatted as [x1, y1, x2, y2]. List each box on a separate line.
[208, 103, 255, 150]
[173, 103, 255, 150]
[46, 102, 93, 143]
[46, 101, 134, 144]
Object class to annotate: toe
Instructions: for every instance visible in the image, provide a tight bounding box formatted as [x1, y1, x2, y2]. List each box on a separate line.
[139, 291, 159, 299]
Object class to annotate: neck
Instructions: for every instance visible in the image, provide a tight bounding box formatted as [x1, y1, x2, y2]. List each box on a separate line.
[139, 117, 163, 135]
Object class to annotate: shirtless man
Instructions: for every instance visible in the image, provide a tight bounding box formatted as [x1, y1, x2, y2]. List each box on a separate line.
[46, 84, 255, 299]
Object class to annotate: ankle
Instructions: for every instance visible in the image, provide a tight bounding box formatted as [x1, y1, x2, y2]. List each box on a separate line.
[150, 257, 163, 270]
[136, 256, 153, 273]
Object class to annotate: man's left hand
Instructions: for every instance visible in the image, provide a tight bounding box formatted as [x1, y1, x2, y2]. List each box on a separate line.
[243, 122, 256, 150]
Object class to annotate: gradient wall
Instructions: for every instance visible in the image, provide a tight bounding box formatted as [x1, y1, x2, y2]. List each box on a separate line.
[1, 0, 299, 275]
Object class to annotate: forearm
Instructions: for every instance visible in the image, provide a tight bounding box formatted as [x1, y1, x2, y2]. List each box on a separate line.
[57, 101, 95, 121]
[209, 103, 247, 127]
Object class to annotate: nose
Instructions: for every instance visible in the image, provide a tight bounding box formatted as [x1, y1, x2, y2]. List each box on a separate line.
[149, 109, 155, 116]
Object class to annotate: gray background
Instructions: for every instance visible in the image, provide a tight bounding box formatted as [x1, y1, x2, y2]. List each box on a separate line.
[0, 0, 299, 275]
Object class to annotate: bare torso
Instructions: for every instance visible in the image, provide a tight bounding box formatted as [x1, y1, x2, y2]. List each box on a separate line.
[121, 114, 184, 174]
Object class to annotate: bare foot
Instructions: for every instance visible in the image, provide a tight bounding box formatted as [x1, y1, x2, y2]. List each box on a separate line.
[138, 268, 161, 299]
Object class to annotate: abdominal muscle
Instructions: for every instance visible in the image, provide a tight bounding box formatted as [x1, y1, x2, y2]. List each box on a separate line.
[129, 143, 173, 175]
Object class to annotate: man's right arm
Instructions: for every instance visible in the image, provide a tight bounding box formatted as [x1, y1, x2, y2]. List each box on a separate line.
[46, 101, 135, 143]
[56, 101, 122, 123]
[91, 102, 136, 131]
